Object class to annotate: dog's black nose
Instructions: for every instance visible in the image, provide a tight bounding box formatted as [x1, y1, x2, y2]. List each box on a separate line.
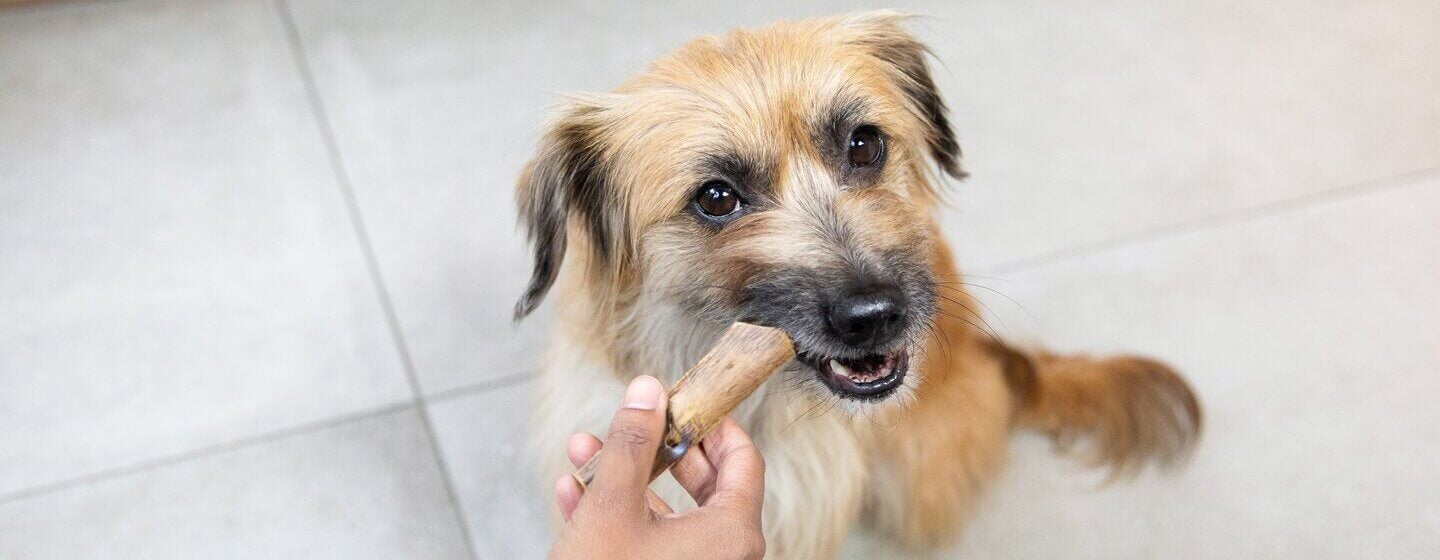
[827, 288, 905, 347]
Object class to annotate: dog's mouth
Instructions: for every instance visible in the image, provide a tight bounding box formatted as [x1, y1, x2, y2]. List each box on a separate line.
[797, 347, 909, 401]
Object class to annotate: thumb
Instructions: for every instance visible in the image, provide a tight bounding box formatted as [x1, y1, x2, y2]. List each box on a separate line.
[584, 375, 669, 513]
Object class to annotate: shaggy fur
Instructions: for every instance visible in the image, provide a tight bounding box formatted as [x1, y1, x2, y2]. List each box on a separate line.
[517, 12, 1202, 559]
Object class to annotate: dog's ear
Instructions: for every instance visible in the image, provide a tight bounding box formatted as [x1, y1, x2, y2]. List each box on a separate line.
[843, 11, 964, 179]
[514, 101, 612, 320]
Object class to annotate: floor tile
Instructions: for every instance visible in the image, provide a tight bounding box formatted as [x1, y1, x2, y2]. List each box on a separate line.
[0, 0, 410, 496]
[0, 408, 471, 560]
[9, 1, 1425, 556]
[892, 0, 1440, 270]
[940, 171, 1440, 559]
[427, 381, 551, 559]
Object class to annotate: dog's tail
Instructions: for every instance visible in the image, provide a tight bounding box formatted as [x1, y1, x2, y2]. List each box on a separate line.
[986, 341, 1203, 475]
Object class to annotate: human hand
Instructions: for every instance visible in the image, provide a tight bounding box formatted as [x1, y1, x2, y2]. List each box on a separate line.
[547, 375, 767, 560]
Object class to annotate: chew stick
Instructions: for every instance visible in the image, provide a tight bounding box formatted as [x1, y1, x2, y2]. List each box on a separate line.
[572, 322, 794, 491]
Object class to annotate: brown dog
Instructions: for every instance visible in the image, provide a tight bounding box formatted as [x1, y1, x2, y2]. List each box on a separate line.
[516, 11, 1201, 559]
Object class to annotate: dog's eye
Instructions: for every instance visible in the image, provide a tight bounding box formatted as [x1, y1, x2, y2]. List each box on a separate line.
[848, 125, 884, 167]
[695, 181, 742, 217]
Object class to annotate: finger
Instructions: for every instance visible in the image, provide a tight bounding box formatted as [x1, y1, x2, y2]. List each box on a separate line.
[566, 432, 602, 468]
[696, 417, 765, 519]
[586, 375, 669, 508]
[669, 438, 718, 504]
[554, 473, 583, 522]
[645, 489, 674, 516]
[580, 434, 673, 515]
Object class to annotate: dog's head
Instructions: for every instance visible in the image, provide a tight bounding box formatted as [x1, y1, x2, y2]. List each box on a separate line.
[515, 12, 962, 404]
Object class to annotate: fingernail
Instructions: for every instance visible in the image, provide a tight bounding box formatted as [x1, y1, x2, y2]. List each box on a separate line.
[623, 375, 663, 410]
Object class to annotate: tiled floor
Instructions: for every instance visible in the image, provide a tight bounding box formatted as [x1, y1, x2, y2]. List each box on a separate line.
[1, 0, 1436, 558]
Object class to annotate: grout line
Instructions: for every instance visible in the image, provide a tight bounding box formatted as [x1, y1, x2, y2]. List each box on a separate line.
[271, 2, 479, 558]
[0, 0, 139, 18]
[424, 371, 534, 404]
[0, 402, 416, 505]
[982, 166, 1440, 276]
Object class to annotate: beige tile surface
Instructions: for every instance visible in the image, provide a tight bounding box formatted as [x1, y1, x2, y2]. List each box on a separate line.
[0, 408, 471, 560]
[938, 170, 1440, 559]
[898, 0, 1440, 270]
[0, 0, 411, 496]
[428, 381, 551, 559]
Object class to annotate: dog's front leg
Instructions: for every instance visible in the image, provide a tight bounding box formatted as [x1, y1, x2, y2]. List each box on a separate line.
[858, 340, 1015, 551]
[749, 398, 867, 560]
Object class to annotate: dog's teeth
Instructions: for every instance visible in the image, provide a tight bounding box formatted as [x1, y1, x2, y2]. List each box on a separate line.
[829, 359, 850, 377]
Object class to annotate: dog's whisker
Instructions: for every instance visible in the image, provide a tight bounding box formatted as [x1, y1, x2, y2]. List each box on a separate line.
[936, 294, 1005, 343]
[780, 398, 828, 435]
[923, 316, 953, 354]
[937, 281, 1036, 323]
[934, 289, 1009, 335]
[934, 308, 1004, 347]
[933, 272, 1015, 283]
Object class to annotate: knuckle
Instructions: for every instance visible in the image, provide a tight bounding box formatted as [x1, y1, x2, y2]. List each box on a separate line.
[734, 530, 766, 559]
[711, 519, 765, 559]
[606, 423, 653, 451]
